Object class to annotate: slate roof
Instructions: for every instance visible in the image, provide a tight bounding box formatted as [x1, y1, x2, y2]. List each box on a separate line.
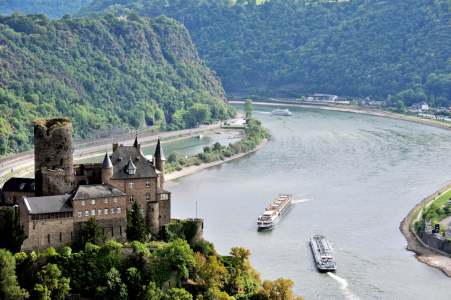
[125, 157, 136, 173]
[71, 184, 126, 200]
[110, 145, 158, 179]
[134, 136, 139, 148]
[24, 195, 72, 214]
[101, 153, 113, 169]
[154, 139, 165, 162]
[157, 187, 171, 194]
[3, 178, 35, 192]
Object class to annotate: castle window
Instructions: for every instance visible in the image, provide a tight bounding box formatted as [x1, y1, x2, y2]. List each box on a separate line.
[104, 198, 109, 203]
[129, 195, 134, 202]
[111, 208, 115, 214]
[160, 194, 168, 200]
[85, 210, 88, 216]
[129, 181, 134, 188]
[146, 194, 150, 201]
[91, 210, 95, 216]
[82, 200, 86, 206]
[140, 208, 144, 215]
[117, 207, 122, 213]
[105, 208, 108, 215]
[78, 211, 82, 217]
[114, 197, 118, 202]
[146, 181, 150, 187]
[48, 234, 50, 244]
[152, 208, 154, 212]
[6, 197, 10, 203]
[98, 209, 102, 215]
[60, 232, 62, 242]
[164, 215, 166, 219]
[91, 200, 96, 205]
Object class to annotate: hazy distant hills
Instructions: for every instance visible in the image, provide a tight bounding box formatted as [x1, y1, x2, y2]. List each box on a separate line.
[0, 0, 91, 20]
[75, 0, 451, 107]
[0, 13, 230, 156]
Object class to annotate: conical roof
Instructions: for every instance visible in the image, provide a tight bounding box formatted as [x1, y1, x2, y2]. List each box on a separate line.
[134, 135, 139, 148]
[101, 153, 113, 169]
[154, 138, 165, 161]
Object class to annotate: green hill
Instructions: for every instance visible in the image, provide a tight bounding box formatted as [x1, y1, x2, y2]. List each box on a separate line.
[0, 0, 91, 20]
[75, 0, 451, 107]
[0, 12, 232, 156]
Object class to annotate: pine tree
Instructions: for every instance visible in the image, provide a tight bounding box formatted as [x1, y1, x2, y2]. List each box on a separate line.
[0, 249, 29, 300]
[126, 201, 147, 243]
[80, 217, 106, 246]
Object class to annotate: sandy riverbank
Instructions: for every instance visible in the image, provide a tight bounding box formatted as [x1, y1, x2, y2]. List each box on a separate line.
[165, 138, 268, 181]
[230, 101, 451, 132]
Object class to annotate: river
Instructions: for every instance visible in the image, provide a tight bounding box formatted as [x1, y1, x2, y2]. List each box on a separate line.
[166, 104, 451, 300]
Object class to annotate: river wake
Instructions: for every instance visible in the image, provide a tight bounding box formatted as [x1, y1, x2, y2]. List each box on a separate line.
[327, 272, 360, 300]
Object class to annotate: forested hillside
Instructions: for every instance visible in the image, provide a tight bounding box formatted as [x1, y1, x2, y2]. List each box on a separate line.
[0, 0, 91, 20]
[0, 12, 232, 156]
[76, 0, 451, 107]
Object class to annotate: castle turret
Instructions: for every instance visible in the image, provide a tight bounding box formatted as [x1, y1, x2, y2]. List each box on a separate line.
[148, 201, 160, 235]
[133, 135, 141, 152]
[34, 117, 74, 196]
[101, 153, 113, 184]
[154, 138, 165, 188]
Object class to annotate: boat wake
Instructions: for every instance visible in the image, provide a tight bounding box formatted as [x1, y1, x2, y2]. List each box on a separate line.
[327, 273, 360, 300]
[292, 198, 311, 204]
[254, 111, 271, 114]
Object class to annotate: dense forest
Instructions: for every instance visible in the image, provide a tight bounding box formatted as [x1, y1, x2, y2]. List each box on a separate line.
[0, 12, 234, 156]
[0, 0, 92, 20]
[75, 0, 451, 107]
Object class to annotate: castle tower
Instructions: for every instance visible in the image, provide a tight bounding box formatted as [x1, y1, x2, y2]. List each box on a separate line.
[101, 153, 113, 184]
[34, 117, 74, 196]
[148, 201, 160, 235]
[154, 138, 165, 188]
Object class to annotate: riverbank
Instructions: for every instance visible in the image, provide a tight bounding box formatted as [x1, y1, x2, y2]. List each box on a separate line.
[400, 184, 451, 277]
[165, 138, 268, 181]
[229, 101, 451, 133]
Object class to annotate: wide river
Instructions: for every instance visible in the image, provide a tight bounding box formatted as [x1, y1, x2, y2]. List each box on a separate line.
[162, 104, 451, 299]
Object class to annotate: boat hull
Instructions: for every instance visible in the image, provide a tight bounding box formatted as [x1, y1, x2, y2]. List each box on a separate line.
[310, 235, 337, 272]
[257, 195, 292, 230]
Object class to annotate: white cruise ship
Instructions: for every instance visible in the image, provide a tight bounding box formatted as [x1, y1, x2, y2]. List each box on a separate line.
[257, 194, 293, 230]
[272, 108, 292, 116]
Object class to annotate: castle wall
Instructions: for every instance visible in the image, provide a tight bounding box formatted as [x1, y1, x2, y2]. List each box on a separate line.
[34, 118, 74, 196]
[74, 163, 102, 186]
[72, 195, 127, 222]
[147, 201, 160, 235]
[159, 198, 171, 227]
[2, 191, 34, 205]
[73, 217, 126, 243]
[184, 218, 204, 243]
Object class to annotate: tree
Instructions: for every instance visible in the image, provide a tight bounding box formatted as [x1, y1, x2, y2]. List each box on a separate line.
[0, 249, 29, 300]
[396, 100, 405, 112]
[96, 267, 128, 300]
[203, 146, 211, 153]
[155, 238, 195, 280]
[162, 288, 192, 300]
[213, 142, 223, 151]
[198, 256, 229, 290]
[244, 99, 253, 119]
[33, 264, 70, 300]
[80, 217, 106, 246]
[139, 282, 162, 300]
[258, 278, 304, 300]
[126, 201, 147, 243]
[0, 207, 26, 253]
[167, 150, 180, 163]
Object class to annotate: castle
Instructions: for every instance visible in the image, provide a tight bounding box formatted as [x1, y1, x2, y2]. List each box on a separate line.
[1, 117, 202, 252]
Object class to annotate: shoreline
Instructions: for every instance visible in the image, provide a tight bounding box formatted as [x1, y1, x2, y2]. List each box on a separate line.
[230, 101, 451, 133]
[165, 138, 268, 181]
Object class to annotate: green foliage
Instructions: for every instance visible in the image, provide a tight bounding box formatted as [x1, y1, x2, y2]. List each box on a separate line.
[162, 287, 193, 300]
[0, 249, 29, 300]
[0, 12, 229, 156]
[244, 100, 253, 119]
[75, 0, 451, 108]
[0, 207, 25, 253]
[139, 281, 162, 300]
[145, 262, 172, 288]
[155, 238, 194, 280]
[126, 201, 147, 243]
[79, 217, 106, 246]
[96, 267, 128, 300]
[33, 264, 70, 300]
[161, 222, 197, 243]
[167, 150, 180, 164]
[0, 1, 91, 20]
[193, 239, 216, 259]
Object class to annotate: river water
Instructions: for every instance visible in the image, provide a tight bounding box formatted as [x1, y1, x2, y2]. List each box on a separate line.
[166, 104, 451, 300]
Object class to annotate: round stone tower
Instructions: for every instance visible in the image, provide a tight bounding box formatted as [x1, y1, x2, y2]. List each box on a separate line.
[147, 201, 160, 235]
[185, 218, 204, 243]
[34, 117, 74, 196]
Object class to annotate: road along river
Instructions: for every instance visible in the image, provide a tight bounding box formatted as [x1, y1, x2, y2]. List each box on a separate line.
[167, 104, 451, 300]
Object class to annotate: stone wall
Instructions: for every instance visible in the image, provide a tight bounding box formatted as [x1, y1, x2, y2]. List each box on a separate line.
[72, 195, 127, 222]
[421, 231, 451, 254]
[2, 191, 35, 205]
[159, 198, 171, 227]
[74, 163, 102, 186]
[73, 217, 126, 243]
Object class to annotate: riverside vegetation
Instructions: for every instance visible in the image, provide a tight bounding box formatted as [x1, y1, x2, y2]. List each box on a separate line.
[164, 117, 269, 174]
[75, 0, 451, 106]
[0, 201, 304, 300]
[0, 12, 236, 156]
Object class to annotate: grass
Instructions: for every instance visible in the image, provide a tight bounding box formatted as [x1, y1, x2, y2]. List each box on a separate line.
[432, 190, 451, 207]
